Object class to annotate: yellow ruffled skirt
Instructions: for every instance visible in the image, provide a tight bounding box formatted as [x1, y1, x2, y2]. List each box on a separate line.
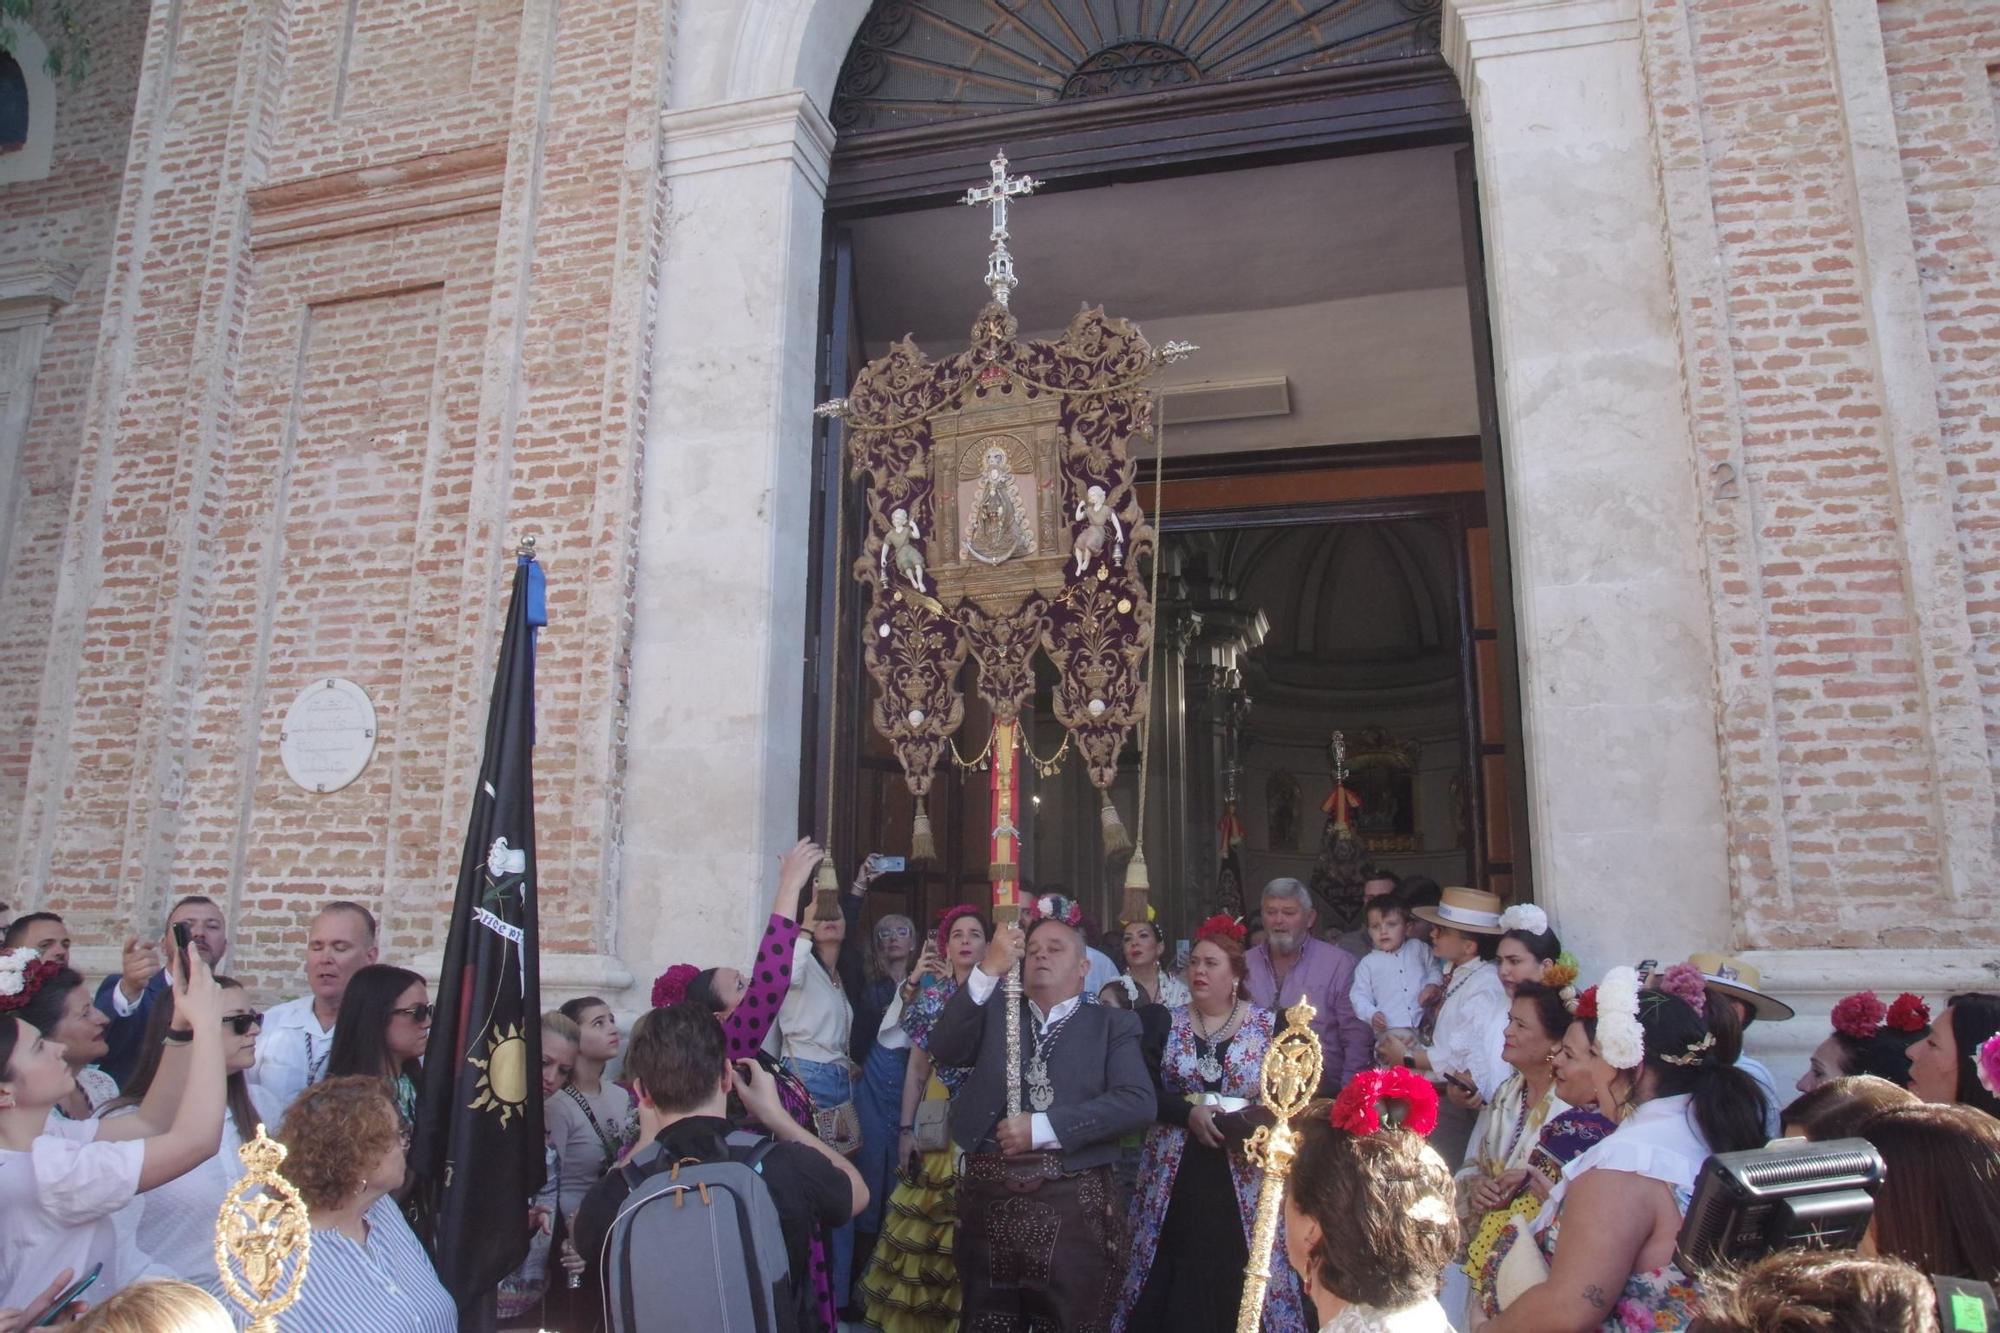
[858, 1082, 960, 1333]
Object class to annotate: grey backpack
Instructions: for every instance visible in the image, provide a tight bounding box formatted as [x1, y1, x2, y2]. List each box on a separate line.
[598, 1131, 794, 1333]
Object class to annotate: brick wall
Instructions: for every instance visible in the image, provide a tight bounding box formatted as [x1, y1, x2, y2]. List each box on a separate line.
[0, 5, 148, 871]
[5, 0, 663, 1002]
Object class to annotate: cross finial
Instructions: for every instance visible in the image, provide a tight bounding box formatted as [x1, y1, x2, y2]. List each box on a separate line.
[962, 150, 1041, 307]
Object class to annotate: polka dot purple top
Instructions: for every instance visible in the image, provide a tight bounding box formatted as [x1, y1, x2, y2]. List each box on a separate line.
[724, 914, 801, 1061]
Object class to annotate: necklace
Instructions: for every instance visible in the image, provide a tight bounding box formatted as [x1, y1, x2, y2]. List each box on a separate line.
[1191, 1000, 1242, 1085]
[304, 1026, 333, 1086]
[1024, 1004, 1079, 1113]
[1440, 958, 1488, 1008]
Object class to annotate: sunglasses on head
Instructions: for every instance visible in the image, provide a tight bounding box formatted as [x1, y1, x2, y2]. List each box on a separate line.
[392, 1003, 435, 1024]
[223, 1012, 264, 1035]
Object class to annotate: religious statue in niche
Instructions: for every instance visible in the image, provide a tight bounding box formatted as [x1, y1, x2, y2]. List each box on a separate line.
[1265, 769, 1300, 851]
[962, 439, 1036, 565]
[882, 507, 929, 591]
[1345, 725, 1422, 855]
[1072, 484, 1125, 574]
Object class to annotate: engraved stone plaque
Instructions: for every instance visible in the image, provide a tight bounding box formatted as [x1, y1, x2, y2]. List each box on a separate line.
[279, 678, 377, 794]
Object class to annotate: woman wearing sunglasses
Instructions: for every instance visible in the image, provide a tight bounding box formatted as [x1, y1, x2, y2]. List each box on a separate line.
[327, 964, 433, 1238]
[98, 978, 275, 1294]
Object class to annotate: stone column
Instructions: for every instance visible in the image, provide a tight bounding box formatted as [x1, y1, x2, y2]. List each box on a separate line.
[620, 91, 836, 988]
[1442, 0, 1733, 968]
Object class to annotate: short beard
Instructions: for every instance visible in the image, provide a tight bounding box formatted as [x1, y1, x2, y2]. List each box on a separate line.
[1265, 927, 1302, 952]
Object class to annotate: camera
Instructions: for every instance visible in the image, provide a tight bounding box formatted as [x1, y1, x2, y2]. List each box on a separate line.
[1674, 1136, 1883, 1275]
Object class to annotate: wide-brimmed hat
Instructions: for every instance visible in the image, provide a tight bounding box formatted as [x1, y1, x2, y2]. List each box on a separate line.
[1410, 887, 1506, 936]
[1686, 952, 1795, 1022]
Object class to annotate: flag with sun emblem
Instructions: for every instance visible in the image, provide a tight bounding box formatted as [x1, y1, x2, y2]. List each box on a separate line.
[412, 543, 546, 1312]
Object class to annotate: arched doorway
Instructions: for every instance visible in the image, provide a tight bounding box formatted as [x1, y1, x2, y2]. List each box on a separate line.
[796, 0, 1532, 946]
[629, 0, 1733, 988]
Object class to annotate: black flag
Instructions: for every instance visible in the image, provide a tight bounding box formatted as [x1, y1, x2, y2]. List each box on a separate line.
[414, 546, 547, 1311]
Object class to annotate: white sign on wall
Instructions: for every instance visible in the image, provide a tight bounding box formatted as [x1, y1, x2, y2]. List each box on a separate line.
[279, 678, 377, 794]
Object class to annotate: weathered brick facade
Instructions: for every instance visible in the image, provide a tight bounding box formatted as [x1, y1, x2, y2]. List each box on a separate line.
[2, 0, 1994, 1051]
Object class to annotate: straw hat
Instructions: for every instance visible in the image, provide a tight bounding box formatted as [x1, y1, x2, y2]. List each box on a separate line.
[1410, 886, 1505, 936]
[1685, 952, 1795, 1022]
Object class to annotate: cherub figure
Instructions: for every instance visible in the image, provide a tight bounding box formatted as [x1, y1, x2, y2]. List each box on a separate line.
[1072, 484, 1124, 575]
[881, 507, 928, 591]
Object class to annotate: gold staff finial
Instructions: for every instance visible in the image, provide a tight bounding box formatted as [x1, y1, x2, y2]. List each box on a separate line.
[216, 1125, 312, 1332]
[1236, 1000, 1323, 1333]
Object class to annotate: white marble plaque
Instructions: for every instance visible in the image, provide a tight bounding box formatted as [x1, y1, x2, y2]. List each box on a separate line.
[279, 678, 378, 794]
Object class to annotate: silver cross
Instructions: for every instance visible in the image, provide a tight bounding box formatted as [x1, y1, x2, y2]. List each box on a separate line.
[962, 150, 1042, 308]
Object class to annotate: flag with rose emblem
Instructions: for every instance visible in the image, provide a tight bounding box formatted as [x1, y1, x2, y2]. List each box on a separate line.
[412, 543, 546, 1311]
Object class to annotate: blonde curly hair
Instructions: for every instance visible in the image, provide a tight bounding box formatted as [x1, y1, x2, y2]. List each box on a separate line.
[276, 1074, 402, 1212]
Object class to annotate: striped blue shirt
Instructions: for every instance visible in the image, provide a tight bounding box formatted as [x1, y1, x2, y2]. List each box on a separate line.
[260, 1196, 454, 1333]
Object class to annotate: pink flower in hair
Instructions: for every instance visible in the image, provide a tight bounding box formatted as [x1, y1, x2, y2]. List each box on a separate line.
[1830, 991, 1888, 1040]
[1655, 964, 1709, 1018]
[1977, 1032, 2000, 1101]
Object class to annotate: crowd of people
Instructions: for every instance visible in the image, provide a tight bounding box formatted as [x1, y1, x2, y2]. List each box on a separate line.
[1, 857, 1998, 1333]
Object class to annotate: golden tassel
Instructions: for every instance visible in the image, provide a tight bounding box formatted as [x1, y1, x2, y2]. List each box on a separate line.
[1099, 789, 1132, 857]
[911, 804, 936, 864]
[813, 856, 842, 921]
[1120, 847, 1153, 928]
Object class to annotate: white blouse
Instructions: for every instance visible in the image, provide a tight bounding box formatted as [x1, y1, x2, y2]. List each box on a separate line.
[771, 936, 852, 1067]
[125, 1088, 281, 1293]
[0, 1116, 146, 1308]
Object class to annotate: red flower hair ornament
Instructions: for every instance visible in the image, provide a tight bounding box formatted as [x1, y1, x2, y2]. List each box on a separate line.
[1884, 992, 1930, 1034]
[1194, 914, 1247, 946]
[1329, 1066, 1440, 1138]
[934, 904, 985, 953]
[1572, 986, 1600, 1021]
[652, 963, 701, 1009]
[1831, 991, 1888, 1040]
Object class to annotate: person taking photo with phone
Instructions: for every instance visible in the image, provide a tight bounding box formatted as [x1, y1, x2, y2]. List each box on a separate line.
[0, 939, 229, 1309]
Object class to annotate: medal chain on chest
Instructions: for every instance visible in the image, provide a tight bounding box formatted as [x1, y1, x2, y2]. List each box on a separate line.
[1441, 958, 1487, 1008]
[1024, 1005, 1078, 1113]
[1192, 999, 1243, 1085]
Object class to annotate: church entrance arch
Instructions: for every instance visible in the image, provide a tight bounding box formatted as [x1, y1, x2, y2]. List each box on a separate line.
[631, 0, 1734, 984]
[795, 0, 1534, 943]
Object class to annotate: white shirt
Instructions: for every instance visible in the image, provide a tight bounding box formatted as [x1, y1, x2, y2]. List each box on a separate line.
[1349, 940, 1442, 1030]
[245, 995, 333, 1116]
[771, 936, 853, 1067]
[1084, 947, 1120, 998]
[876, 993, 911, 1052]
[1542, 1092, 1708, 1229]
[0, 1116, 146, 1308]
[1736, 1054, 1782, 1137]
[1425, 959, 1510, 1100]
[1109, 969, 1191, 1008]
[964, 967, 1082, 1150]
[121, 1087, 281, 1292]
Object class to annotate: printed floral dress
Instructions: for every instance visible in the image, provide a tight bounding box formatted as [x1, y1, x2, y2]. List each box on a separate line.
[1113, 1004, 1307, 1333]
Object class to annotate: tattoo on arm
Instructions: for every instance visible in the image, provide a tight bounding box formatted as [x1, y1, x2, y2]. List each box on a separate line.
[1582, 1284, 1610, 1311]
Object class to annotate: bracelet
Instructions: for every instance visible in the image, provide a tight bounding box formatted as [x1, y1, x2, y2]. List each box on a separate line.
[899, 1123, 915, 1132]
[164, 1029, 194, 1045]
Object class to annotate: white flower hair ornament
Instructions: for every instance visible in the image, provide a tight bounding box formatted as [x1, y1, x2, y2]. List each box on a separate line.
[0, 949, 28, 998]
[1498, 903, 1549, 937]
[0, 947, 62, 1013]
[1594, 965, 1646, 1071]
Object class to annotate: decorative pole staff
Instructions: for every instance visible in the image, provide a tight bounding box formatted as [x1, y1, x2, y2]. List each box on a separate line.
[962, 153, 1041, 1111]
[215, 1127, 312, 1333]
[1236, 1000, 1324, 1333]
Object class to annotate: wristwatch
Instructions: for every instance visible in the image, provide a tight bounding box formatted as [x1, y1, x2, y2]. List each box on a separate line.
[1401, 1055, 1415, 1069]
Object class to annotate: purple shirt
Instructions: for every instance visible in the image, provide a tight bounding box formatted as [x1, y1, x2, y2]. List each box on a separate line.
[1244, 934, 1373, 1090]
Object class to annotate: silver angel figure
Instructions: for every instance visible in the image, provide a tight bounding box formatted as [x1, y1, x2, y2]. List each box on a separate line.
[881, 507, 928, 591]
[1072, 484, 1124, 575]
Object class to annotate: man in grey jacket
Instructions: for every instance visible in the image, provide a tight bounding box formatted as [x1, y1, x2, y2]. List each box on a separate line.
[926, 893, 1154, 1332]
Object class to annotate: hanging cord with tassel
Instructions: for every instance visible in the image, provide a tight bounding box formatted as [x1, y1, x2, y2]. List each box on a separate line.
[1120, 390, 1169, 925]
[815, 470, 850, 918]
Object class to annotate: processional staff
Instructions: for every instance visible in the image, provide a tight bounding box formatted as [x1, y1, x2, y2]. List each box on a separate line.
[1236, 1000, 1324, 1333]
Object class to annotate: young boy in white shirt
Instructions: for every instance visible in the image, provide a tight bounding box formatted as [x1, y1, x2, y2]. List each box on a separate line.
[1347, 897, 1442, 1034]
